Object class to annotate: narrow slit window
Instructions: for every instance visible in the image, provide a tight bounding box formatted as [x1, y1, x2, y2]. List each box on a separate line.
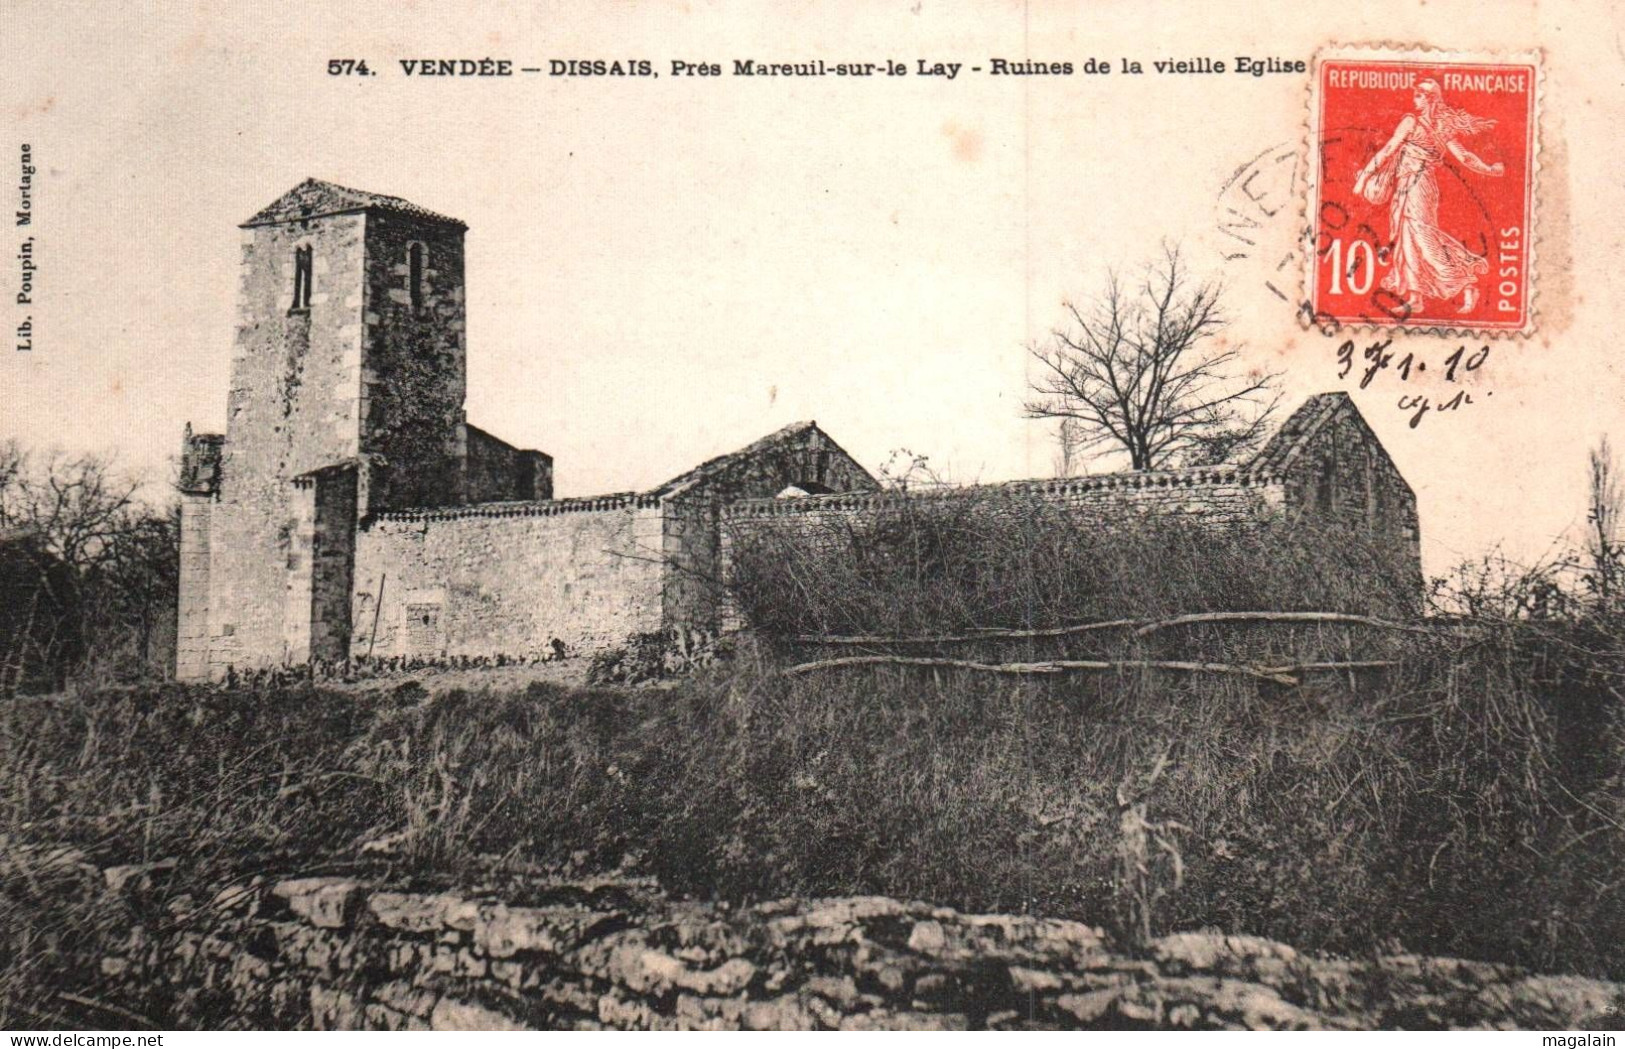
[1316, 460, 1336, 513]
[292, 245, 313, 310]
[408, 243, 425, 311]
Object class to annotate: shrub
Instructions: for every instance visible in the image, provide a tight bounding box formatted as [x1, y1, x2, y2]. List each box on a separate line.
[725, 491, 1420, 641]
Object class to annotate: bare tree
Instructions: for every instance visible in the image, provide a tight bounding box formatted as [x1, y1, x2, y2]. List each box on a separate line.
[1585, 435, 1622, 603]
[0, 442, 178, 692]
[1025, 246, 1281, 472]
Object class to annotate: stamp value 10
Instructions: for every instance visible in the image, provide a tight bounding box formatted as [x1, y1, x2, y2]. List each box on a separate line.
[1306, 46, 1539, 335]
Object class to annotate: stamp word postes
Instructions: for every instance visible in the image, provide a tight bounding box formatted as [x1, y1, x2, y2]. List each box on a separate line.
[1307, 48, 1539, 335]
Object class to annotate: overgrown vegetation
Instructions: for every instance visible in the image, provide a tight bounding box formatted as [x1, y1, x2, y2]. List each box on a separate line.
[3, 455, 1623, 1026]
[0, 441, 177, 694]
[727, 494, 1422, 639]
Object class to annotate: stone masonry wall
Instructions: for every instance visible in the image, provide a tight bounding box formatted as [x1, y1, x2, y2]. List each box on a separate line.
[282, 465, 359, 665]
[175, 495, 214, 682]
[352, 499, 665, 660]
[465, 424, 553, 504]
[720, 469, 1286, 625]
[360, 212, 468, 512]
[71, 869, 1624, 1031]
[659, 423, 879, 633]
[204, 213, 369, 677]
[726, 468, 1283, 540]
[1275, 405, 1423, 590]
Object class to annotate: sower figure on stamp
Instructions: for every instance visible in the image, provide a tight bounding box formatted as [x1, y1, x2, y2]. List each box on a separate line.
[1354, 78, 1505, 315]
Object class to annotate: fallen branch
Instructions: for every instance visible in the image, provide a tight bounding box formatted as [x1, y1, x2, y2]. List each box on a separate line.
[1264, 660, 1399, 673]
[793, 611, 1442, 648]
[782, 654, 1401, 685]
[57, 992, 159, 1030]
[1132, 611, 1438, 637]
[784, 654, 1294, 684]
[791, 619, 1144, 647]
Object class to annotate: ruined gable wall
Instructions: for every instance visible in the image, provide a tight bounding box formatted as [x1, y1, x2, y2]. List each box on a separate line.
[206, 214, 368, 676]
[465, 425, 553, 504]
[661, 427, 878, 632]
[352, 500, 665, 659]
[1275, 407, 1422, 592]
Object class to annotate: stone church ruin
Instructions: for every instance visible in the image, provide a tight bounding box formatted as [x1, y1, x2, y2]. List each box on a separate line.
[176, 179, 1420, 681]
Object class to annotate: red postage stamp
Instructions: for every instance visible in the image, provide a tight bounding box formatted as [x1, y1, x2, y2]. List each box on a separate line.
[1306, 46, 1540, 334]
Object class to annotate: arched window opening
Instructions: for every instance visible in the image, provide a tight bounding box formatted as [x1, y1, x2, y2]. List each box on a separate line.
[408, 243, 425, 311]
[291, 245, 313, 311]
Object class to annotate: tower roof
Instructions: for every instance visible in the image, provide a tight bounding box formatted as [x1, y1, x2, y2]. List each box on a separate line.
[241, 178, 466, 229]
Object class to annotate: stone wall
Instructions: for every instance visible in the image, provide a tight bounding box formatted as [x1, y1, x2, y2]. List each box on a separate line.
[284, 464, 359, 664]
[1272, 403, 1423, 590]
[175, 496, 214, 683]
[360, 211, 468, 512]
[720, 469, 1287, 627]
[202, 212, 371, 677]
[76, 870, 1624, 1031]
[654, 423, 879, 634]
[464, 424, 553, 504]
[353, 498, 666, 660]
[726, 467, 1283, 536]
[660, 496, 724, 633]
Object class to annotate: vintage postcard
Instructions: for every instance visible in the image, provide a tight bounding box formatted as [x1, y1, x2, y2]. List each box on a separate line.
[2, 0, 1623, 1036]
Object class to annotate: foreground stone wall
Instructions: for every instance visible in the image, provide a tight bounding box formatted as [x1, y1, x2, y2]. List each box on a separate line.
[71, 869, 1623, 1031]
[352, 498, 665, 659]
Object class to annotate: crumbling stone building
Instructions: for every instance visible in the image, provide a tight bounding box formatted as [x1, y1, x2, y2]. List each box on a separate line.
[176, 180, 875, 680]
[177, 180, 1419, 681]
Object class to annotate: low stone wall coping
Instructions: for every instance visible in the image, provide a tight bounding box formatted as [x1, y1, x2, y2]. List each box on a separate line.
[371, 492, 662, 524]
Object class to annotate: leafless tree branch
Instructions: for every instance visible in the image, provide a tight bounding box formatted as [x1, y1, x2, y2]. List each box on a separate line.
[1025, 244, 1282, 472]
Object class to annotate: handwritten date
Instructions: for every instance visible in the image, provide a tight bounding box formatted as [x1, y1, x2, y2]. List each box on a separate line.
[1336, 339, 1491, 389]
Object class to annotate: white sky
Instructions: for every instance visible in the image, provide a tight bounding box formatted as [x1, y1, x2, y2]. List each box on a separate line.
[4, 0, 1622, 579]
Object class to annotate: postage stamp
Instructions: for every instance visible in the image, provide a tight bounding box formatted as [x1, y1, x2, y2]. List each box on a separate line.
[1305, 46, 1540, 335]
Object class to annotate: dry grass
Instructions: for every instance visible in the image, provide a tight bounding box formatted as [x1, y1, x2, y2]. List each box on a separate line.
[1, 496, 1622, 1026]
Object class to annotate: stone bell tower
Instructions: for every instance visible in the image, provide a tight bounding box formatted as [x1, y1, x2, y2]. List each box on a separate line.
[177, 178, 470, 680]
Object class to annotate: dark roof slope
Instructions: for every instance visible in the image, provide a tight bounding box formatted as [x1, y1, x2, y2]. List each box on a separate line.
[242, 178, 466, 229]
[1248, 392, 1355, 475]
[651, 421, 881, 499]
[466, 423, 552, 461]
[651, 421, 820, 498]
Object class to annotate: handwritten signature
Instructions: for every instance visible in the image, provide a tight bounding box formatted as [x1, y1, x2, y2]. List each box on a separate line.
[1397, 390, 1487, 429]
[1334, 339, 1493, 428]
